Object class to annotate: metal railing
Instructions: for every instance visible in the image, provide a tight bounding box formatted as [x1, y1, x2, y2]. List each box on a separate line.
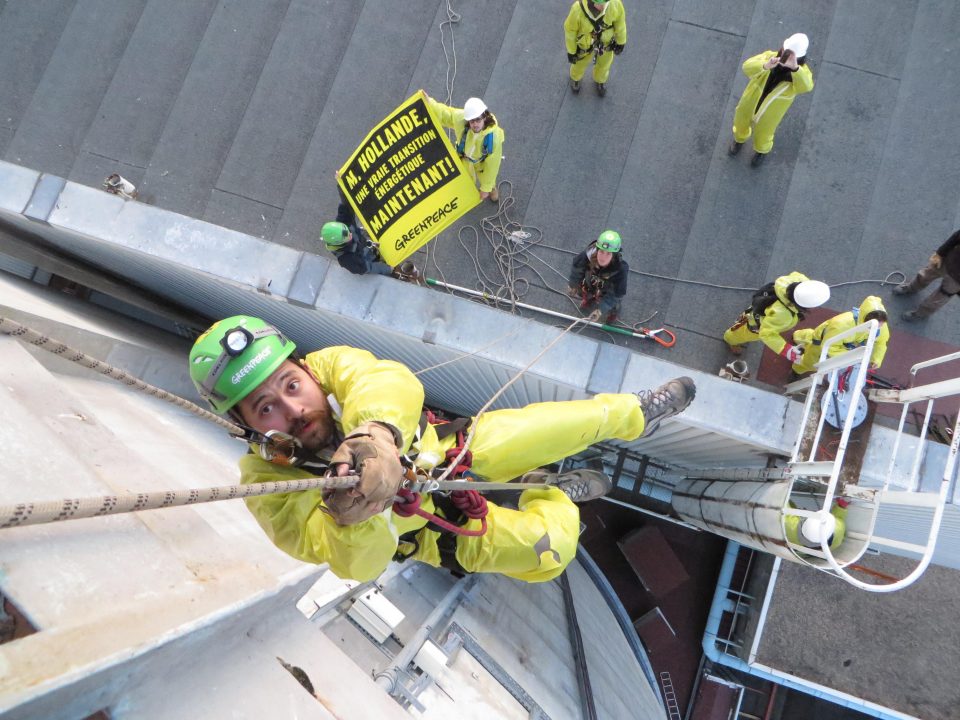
[782, 321, 958, 591]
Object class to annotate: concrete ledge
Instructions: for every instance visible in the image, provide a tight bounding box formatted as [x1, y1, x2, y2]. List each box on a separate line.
[23, 174, 66, 222]
[0, 161, 40, 215]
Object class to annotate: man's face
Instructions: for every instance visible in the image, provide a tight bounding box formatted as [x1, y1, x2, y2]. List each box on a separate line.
[596, 249, 614, 267]
[237, 360, 334, 450]
[468, 116, 484, 132]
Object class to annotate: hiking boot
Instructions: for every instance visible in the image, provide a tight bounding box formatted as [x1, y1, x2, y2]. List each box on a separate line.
[570, 78, 581, 93]
[521, 468, 612, 503]
[596, 82, 607, 97]
[636, 377, 696, 438]
[727, 343, 744, 356]
[892, 283, 914, 296]
[728, 140, 743, 156]
[750, 151, 766, 167]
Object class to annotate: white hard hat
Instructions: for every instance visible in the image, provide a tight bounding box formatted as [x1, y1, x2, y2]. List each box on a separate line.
[463, 97, 487, 121]
[794, 280, 830, 309]
[783, 33, 809, 59]
[801, 512, 836, 545]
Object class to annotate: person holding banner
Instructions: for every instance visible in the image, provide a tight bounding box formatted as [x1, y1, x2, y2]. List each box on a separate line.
[188, 316, 697, 584]
[424, 93, 504, 203]
[320, 189, 393, 276]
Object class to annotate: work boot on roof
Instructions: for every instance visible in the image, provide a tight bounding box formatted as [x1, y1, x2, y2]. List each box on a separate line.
[636, 377, 696, 438]
[520, 468, 612, 503]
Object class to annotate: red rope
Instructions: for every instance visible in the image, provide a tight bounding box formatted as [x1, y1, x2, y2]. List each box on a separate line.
[391, 424, 488, 537]
[392, 488, 487, 537]
[451, 488, 487, 519]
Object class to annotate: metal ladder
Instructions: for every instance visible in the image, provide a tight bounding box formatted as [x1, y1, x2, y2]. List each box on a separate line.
[782, 322, 958, 591]
[659, 671, 682, 720]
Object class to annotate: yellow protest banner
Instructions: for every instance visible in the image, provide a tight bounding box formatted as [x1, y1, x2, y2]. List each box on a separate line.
[337, 91, 480, 266]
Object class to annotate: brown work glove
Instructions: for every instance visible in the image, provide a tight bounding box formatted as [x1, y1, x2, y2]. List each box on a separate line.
[324, 422, 404, 526]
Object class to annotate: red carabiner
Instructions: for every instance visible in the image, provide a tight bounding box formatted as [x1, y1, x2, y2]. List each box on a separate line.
[641, 328, 676, 348]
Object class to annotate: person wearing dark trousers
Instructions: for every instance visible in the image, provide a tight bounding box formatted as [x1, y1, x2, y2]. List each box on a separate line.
[895, 229, 960, 321]
[567, 230, 628, 324]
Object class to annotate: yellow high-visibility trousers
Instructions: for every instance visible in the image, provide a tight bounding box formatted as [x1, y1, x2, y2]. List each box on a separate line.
[570, 51, 616, 83]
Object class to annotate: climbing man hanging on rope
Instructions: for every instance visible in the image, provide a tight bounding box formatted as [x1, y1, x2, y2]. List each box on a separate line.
[568, 230, 629, 324]
[188, 315, 696, 583]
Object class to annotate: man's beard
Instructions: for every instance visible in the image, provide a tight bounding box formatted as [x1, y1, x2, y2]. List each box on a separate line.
[290, 407, 334, 450]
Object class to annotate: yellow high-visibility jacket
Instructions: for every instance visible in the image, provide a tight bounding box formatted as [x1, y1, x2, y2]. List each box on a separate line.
[238, 347, 641, 583]
[751, 271, 810, 355]
[733, 51, 814, 153]
[426, 97, 504, 193]
[793, 296, 889, 373]
[784, 503, 848, 551]
[564, 0, 627, 55]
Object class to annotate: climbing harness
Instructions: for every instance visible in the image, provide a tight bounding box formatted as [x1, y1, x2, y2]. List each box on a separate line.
[456, 124, 494, 164]
[575, 0, 617, 63]
[391, 412, 488, 538]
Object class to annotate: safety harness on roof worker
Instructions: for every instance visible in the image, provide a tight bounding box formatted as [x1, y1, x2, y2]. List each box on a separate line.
[576, 0, 615, 58]
[583, 231, 623, 288]
[393, 410, 488, 575]
[456, 125, 495, 164]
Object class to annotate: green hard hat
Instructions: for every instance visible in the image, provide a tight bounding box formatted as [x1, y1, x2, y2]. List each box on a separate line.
[596, 230, 622, 253]
[321, 222, 351, 251]
[188, 315, 296, 414]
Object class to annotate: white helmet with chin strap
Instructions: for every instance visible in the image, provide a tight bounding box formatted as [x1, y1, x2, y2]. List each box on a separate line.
[794, 280, 830, 309]
[800, 511, 837, 546]
[463, 97, 488, 121]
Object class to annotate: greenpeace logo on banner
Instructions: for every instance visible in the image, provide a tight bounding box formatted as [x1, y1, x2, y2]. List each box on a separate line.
[231, 346, 273, 385]
[395, 199, 460, 251]
[337, 92, 480, 266]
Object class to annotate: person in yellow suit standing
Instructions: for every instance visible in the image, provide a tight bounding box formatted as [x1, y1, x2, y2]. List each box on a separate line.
[424, 92, 504, 203]
[189, 316, 696, 584]
[723, 271, 830, 364]
[790, 296, 890, 375]
[564, 0, 627, 97]
[729, 33, 814, 166]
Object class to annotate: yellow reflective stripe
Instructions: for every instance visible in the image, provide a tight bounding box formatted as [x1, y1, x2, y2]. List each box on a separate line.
[752, 82, 791, 126]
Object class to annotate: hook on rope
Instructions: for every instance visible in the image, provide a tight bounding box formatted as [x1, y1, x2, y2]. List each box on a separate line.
[640, 327, 677, 348]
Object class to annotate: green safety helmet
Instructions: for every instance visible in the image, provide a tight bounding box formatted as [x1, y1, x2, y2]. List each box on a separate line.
[188, 315, 296, 414]
[320, 222, 351, 251]
[595, 230, 622, 253]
